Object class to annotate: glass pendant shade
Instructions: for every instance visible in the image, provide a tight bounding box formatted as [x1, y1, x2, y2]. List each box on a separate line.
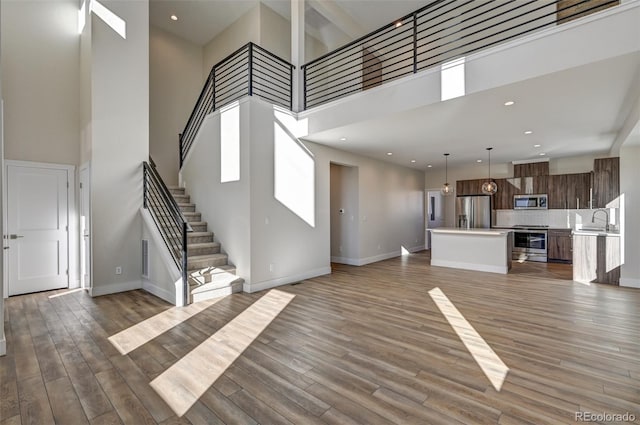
[481, 147, 498, 195]
[441, 153, 453, 196]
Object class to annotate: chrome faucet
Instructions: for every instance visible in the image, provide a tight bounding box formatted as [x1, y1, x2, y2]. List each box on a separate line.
[592, 209, 610, 232]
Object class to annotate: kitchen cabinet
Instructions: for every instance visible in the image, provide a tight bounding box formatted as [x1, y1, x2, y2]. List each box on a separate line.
[548, 229, 572, 263]
[455, 179, 484, 196]
[573, 233, 620, 285]
[514, 162, 549, 178]
[566, 173, 592, 209]
[493, 178, 521, 209]
[592, 157, 619, 208]
[547, 173, 591, 209]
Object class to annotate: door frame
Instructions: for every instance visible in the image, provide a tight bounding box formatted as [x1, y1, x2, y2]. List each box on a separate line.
[3, 160, 77, 297]
[79, 162, 91, 291]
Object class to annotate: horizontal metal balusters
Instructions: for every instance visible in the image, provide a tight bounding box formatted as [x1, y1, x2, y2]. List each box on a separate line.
[179, 43, 295, 166]
[302, 0, 618, 109]
[143, 161, 190, 301]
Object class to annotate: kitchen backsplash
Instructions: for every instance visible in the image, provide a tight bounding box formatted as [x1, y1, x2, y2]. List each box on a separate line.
[495, 208, 618, 229]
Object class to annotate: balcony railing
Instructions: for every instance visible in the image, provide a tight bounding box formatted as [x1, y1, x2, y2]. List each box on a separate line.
[302, 0, 619, 109]
[179, 42, 295, 167]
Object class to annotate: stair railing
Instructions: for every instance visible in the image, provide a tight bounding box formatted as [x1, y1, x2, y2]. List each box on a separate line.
[143, 160, 191, 303]
[179, 42, 295, 167]
[302, 0, 619, 109]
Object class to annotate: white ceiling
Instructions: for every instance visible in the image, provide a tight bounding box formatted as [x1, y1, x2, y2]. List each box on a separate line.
[302, 52, 640, 170]
[149, 0, 428, 47]
[149, 1, 640, 171]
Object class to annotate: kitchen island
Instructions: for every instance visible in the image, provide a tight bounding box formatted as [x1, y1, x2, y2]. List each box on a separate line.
[429, 228, 513, 274]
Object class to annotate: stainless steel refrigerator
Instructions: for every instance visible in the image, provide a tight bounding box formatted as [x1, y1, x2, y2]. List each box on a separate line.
[455, 195, 491, 229]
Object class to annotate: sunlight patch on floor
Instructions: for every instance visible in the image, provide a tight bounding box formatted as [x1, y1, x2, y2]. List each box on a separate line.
[48, 288, 85, 299]
[150, 289, 295, 417]
[429, 287, 509, 391]
[108, 297, 223, 355]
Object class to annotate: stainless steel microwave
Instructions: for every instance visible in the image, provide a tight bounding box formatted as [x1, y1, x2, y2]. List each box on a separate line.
[514, 194, 548, 209]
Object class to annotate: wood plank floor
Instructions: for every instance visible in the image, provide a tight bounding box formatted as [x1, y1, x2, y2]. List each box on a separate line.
[1, 251, 639, 424]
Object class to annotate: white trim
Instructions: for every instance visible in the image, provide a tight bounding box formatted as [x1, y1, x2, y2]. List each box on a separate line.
[243, 266, 331, 293]
[79, 161, 92, 291]
[620, 277, 640, 288]
[90, 280, 141, 297]
[0, 337, 5, 356]
[3, 160, 76, 298]
[431, 259, 508, 275]
[142, 277, 175, 303]
[332, 245, 424, 266]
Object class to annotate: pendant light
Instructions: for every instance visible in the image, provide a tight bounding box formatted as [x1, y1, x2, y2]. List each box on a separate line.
[441, 153, 453, 196]
[481, 147, 498, 195]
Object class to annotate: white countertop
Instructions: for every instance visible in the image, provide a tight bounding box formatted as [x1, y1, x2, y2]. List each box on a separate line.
[572, 230, 621, 237]
[429, 227, 511, 236]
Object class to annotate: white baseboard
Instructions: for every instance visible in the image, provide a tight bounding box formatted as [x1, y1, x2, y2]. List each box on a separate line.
[333, 246, 425, 267]
[244, 266, 331, 293]
[142, 278, 176, 304]
[0, 337, 6, 356]
[620, 277, 640, 288]
[90, 280, 142, 297]
[431, 259, 508, 275]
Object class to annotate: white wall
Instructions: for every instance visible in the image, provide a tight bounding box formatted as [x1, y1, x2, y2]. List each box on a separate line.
[141, 209, 180, 304]
[88, 0, 149, 296]
[180, 97, 424, 292]
[150, 25, 203, 185]
[0, 1, 5, 356]
[180, 100, 253, 285]
[203, 4, 261, 74]
[619, 144, 640, 288]
[1, 0, 79, 165]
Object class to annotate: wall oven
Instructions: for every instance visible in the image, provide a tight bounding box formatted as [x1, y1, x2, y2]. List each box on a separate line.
[512, 228, 547, 262]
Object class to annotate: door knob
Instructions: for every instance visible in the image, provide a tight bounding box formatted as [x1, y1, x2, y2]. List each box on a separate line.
[9, 234, 24, 239]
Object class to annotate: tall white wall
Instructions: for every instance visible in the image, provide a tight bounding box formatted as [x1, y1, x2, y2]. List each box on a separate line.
[88, 0, 149, 295]
[203, 4, 261, 73]
[150, 25, 203, 185]
[0, 2, 5, 356]
[180, 97, 424, 292]
[620, 144, 640, 288]
[1, 0, 79, 165]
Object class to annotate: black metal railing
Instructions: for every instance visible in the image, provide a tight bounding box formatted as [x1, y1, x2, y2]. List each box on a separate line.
[179, 42, 295, 166]
[143, 160, 190, 303]
[302, 0, 619, 109]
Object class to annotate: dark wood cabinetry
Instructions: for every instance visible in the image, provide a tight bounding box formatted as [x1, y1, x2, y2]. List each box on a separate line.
[548, 229, 572, 263]
[456, 179, 484, 196]
[593, 157, 620, 208]
[493, 178, 521, 209]
[548, 172, 591, 209]
[514, 162, 549, 178]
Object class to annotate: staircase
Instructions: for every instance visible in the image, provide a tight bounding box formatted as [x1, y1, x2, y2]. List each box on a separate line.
[168, 186, 243, 303]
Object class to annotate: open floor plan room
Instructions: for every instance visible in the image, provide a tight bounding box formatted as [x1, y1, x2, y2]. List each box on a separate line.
[1, 251, 639, 425]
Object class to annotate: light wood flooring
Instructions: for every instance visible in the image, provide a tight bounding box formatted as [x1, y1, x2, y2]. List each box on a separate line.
[1, 251, 639, 424]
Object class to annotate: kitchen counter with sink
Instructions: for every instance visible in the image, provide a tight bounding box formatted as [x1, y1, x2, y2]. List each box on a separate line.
[572, 228, 621, 285]
[429, 228, 513, 274]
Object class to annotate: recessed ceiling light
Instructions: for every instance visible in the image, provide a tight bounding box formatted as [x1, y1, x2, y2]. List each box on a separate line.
[387, 152, 393, 156]
[534, 144, 541, 148]
[411, 159, 416, 163]
[476, 159, 482, 163]
[524, 130, 533, 135]
[170, 14, 178, 21]
[427, 165, 433, 168]
[339, 137, 346, 141]
[504, 101, 515, 106]
[539, 152, 546, 156]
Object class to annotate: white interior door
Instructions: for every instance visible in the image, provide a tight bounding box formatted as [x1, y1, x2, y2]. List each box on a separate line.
[7, 164, 69, 295]
[79, 165, 91, 289]
[426, 190, 444, 249]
